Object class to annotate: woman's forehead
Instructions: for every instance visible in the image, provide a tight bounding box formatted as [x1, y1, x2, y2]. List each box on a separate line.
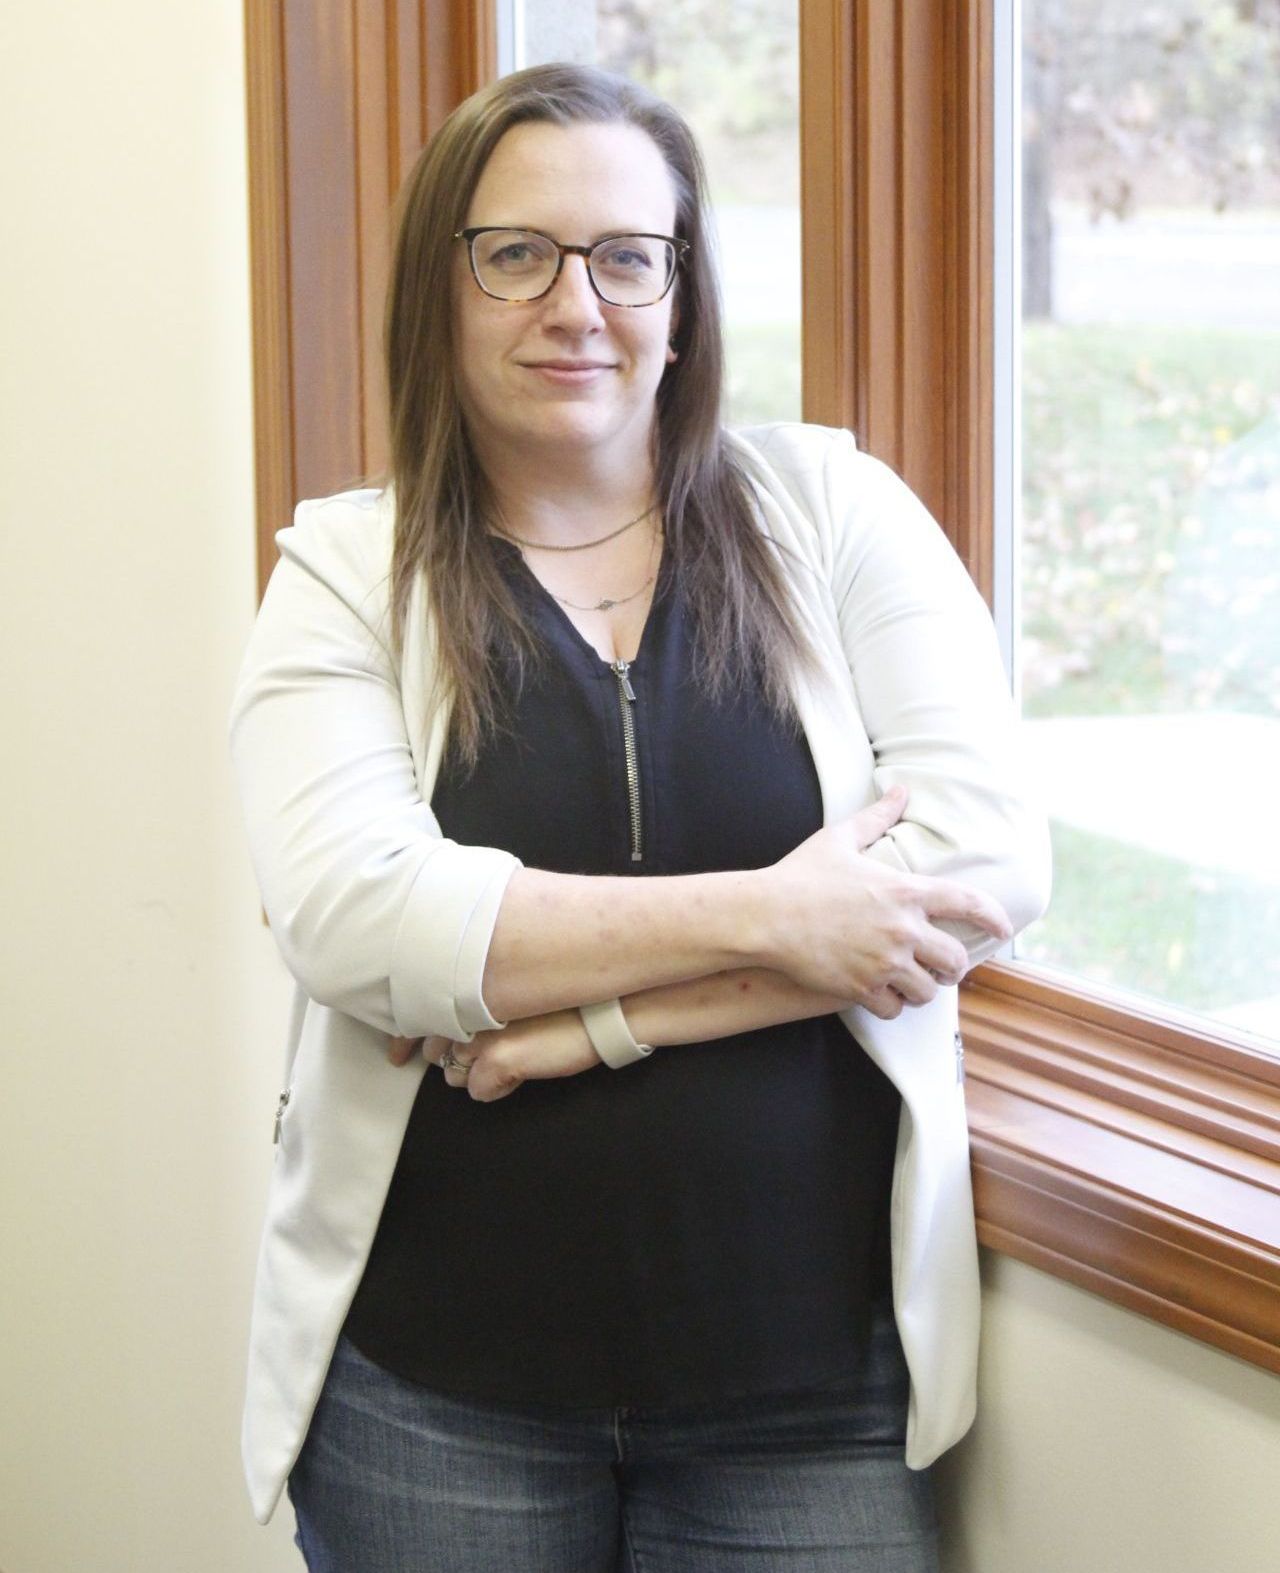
[465, 121, 677, 235]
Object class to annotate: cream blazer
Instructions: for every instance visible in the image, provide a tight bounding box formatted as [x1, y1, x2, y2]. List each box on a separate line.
[230, 422, 1051, 1524]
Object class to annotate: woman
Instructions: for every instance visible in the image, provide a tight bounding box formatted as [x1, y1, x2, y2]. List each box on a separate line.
[231, 62, 1049, 1572]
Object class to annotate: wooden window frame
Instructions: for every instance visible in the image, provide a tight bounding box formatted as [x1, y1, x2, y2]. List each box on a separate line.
[244, 0, 495, 592]
[800, 0, 1280, 1373]
[244, 0, 1280, 1373]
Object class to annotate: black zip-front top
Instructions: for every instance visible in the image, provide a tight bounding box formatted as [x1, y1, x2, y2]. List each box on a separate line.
[343, 537, 901, 1406]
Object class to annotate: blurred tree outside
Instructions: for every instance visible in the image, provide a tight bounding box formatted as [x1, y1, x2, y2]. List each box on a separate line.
[597, 0, 799, 204]
[1023, 0, 1280, 317]
[1020, 0, 1280, 720]
[1019, 1, 1280, 1037]
[597, 0, 801, 425]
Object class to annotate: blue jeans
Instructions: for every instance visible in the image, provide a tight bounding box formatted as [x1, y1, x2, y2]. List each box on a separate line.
[288, 1296, 938, 1572]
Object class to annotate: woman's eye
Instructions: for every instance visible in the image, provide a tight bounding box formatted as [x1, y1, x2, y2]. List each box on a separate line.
[492, 243, 535, 269]
[599, 244, 651, 272]
[481, 234, 554, 273]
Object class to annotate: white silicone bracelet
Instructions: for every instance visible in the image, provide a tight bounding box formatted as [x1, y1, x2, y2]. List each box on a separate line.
[579, 998, 654, 1069]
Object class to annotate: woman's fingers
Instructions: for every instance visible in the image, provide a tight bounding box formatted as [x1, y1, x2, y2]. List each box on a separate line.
[436, 1040, 477, 1088]
[387, 1034, 421, 1066]
[918, 878, 1013, 942]
[466, 1046, 526, 1103]
[914, 930, 970, 988]
[888, 961, 940, 1008]
[861, 984, 905, 1020]
[407, 1035, 476, 1087]
[849, 784, 908, 851]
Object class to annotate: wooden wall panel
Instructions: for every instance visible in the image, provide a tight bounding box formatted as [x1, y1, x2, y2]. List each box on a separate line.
[284, 2, 364, 503]
[245, 0, 494, 592]
[245, 0, 294, 597]
[800, 0, 992, 600]
[798, 0, 855, 433]
[355, 0, 393, 479]
[898, 0, 946, 518]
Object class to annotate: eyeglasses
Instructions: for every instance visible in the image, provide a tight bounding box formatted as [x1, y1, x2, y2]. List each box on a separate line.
[454, 227, 688, 307]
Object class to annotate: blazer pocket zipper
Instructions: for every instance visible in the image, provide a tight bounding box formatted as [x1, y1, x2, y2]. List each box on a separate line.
[272, 1087, 292, 1145]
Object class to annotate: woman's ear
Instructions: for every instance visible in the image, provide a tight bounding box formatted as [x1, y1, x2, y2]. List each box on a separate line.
[666, 302, 680, 364]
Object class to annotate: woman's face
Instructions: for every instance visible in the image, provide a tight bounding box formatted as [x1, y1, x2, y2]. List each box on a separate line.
[452, 120, 680, 473]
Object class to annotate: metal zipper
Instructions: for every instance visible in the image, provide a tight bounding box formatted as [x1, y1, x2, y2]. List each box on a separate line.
[954, 1031, 965, 1086]
[272, 1087, 292, 1145]
[611, 659, 643, 863]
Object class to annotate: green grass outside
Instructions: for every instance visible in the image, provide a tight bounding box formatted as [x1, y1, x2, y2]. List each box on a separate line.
[1021, 320, 1280, 719]
[1019, 321, 1279, 1026]
[1020, 821, 1280, 1020]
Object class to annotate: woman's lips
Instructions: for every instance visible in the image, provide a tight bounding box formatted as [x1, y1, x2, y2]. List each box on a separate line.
[521, 361, 614, 386]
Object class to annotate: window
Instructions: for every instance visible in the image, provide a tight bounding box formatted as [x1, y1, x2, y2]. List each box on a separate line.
[975, 0, 1280, 1371]
[1012, 0, 1280, 1053]
[786, 0, 1280, 1372]
[509, 0, 803, 426]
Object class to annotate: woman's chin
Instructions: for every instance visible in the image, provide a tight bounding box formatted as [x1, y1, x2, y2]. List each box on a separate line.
[500, 404, 652, 459]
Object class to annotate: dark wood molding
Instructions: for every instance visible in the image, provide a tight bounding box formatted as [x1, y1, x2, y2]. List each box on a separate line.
[963, 965, 1280, 1372]
[800, 0, 993, 600]
[944, 0, 994, 604]
[799, 0, 856, 433]
[245, 0, 294, 600]
[243, 0, 494, 596]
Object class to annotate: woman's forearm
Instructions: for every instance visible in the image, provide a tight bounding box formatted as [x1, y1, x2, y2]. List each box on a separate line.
[451, 967, 857, 1101]
[480, 788, 1009, 1027]
[622, 967, 851, 1048]
[481, 865, 771, 1023]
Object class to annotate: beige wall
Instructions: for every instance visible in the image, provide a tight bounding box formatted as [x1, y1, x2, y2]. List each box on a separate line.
[0, 3, 297, 1569]
[939, 1254, 1280, 1573]
[3, 5, 1279, 1572]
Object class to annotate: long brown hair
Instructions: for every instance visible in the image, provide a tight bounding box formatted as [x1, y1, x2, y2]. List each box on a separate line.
[385, 62, 814, 765]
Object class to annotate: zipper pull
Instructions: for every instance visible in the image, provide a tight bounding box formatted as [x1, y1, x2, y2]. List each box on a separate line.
[273, 1088, 292, 1145]
[612, 659, 637, 702]
[954, 1031, 965, 1086]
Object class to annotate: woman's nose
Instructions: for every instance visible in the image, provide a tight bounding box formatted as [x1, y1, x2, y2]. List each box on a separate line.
[542, 254, 605, 330]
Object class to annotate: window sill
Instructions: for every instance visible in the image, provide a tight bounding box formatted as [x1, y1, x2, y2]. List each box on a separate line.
[961, 962, 1280, 1373]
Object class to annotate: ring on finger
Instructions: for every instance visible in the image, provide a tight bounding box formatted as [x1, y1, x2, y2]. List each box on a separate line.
[439, 1044, 471, 1077]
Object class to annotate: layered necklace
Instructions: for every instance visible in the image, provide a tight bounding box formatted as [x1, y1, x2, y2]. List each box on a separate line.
[496, 502, 663, 614]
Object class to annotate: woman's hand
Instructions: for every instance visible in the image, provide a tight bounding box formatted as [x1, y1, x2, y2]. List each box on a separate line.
[759, 784, 1013, 1019]
[387, 1010, 602, 1102]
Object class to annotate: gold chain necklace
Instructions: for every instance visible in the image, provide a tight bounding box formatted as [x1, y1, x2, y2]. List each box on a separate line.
[548, 571, 658, 614]
[530, 527, 664, 614]
[495, 501, 658, 553]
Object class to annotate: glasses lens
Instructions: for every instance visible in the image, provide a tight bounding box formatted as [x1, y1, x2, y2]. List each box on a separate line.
[589, 236, 676, 306]
[470, 230, 560, 301]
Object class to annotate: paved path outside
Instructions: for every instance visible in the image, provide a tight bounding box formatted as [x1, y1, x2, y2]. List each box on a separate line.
[1022, 711, 1280, 882]
[1023, 710, 1280, 1044]
[1051, 209, 1280, 331]
[711, 204, 1280, 332]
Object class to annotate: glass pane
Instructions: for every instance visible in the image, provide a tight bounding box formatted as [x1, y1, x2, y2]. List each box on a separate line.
[1015, 0, 1280, 1047]
[508, 0, 802, 426]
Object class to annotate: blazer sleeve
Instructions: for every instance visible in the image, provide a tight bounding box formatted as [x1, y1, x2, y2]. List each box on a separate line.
[822, 432, 1052, 964]
[228, 495, 521, 1041]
